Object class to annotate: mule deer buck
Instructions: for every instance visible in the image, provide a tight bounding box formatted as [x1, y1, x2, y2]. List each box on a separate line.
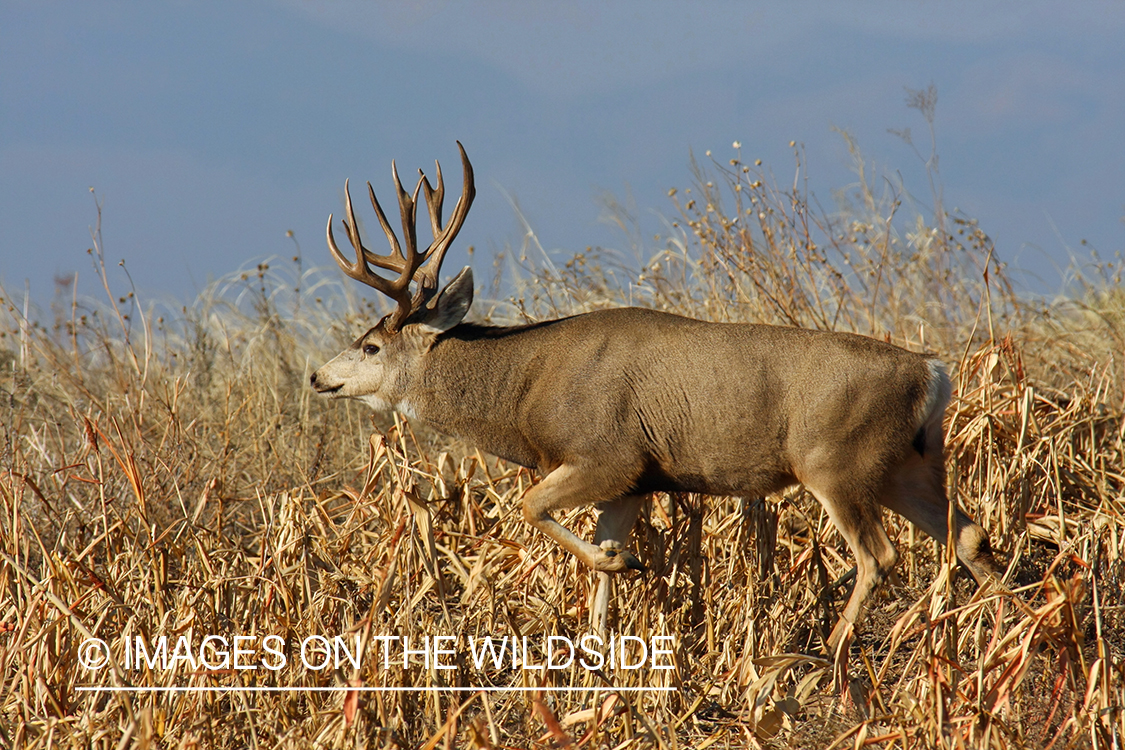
[310, 143, 998, 649]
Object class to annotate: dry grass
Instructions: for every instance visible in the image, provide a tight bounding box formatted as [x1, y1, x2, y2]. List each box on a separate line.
[2, 138, 1123, 748]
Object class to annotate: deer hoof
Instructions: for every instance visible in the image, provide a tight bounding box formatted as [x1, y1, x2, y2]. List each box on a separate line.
[596, 544, 645, 573]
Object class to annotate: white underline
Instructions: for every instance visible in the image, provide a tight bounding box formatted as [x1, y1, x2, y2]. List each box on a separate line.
[77, 686, 676, 693]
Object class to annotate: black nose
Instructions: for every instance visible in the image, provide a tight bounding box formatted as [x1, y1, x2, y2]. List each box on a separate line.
[309, 372, 318, 387]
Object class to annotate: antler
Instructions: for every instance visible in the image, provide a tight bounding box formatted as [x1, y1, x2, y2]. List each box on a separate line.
[326, 142, 475, 332]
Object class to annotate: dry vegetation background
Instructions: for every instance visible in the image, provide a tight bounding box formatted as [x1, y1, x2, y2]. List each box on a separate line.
[3, 120, 1124, 748]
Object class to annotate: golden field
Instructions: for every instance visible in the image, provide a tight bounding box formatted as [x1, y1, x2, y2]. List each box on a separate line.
[2, 137, 1122, 748]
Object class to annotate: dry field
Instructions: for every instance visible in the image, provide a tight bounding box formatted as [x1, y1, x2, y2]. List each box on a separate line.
[2, 140, 1123, 748]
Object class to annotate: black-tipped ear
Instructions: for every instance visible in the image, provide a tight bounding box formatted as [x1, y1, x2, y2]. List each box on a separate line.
[419, 267, 473, 334]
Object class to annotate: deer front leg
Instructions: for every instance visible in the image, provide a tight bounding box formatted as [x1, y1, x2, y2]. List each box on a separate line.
[590, 494, 647, 634]
[594, 494, 645, 565]
[521, 465, 644, 573]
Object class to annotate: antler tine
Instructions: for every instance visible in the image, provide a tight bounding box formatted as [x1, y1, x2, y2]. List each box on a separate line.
[338, 178, 373, 266]
[326, 180, 374, 282]
[363, 176, 404, 274]
[413, 141, 475, 306]
[420, 159, 444, 239]
[393, 160, 425, 283]
[325, 210, 357, 279]
[326, 178, 415, 330]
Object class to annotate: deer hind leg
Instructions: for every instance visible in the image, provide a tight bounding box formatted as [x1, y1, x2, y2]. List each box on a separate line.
[522, 465, 644, 574]
[879, 450, 999, 584]
[590, 494, 646, 634]
[807, 484, 900, 650]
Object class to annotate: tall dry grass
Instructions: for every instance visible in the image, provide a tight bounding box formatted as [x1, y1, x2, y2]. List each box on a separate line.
[2, 133, 1123, 748]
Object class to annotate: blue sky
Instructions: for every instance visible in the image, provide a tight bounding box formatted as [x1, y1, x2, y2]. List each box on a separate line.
[2, 1, 1122, 306]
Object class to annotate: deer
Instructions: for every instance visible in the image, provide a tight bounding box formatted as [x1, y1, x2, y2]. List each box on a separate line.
[310, 143, 999, 650]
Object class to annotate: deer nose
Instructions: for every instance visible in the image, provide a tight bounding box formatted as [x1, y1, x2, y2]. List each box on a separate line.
[310, 370, 342, 395]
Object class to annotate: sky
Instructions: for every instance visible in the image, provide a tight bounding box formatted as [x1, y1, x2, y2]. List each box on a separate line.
[2, 1, 1123, 309]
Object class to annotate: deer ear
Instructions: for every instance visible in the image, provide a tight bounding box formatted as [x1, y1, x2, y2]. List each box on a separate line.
[418, 267, 473, 335]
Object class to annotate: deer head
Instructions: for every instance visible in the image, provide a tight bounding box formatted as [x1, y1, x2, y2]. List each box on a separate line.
[310, 143, 476, 412]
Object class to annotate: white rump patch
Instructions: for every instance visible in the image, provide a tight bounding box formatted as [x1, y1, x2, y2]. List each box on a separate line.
[918, 359, 953, 429]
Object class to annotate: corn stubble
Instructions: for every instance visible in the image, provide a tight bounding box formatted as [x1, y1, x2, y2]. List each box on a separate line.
[2, 144, 1123, 748]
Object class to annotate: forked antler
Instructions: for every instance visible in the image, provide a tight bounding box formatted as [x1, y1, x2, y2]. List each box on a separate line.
[327, 142, 475, 332]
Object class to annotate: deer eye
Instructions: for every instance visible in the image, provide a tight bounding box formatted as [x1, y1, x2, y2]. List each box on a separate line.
[363, 344, 380, 356]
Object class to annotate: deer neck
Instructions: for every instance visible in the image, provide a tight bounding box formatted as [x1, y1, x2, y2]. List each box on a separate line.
[406, 323, 546, 468]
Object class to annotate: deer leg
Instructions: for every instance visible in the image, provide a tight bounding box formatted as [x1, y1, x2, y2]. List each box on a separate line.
[593, 494, 645, 561]
[590, 495, 646, 634]
[879, 454, 999, 584]
[522, 465, 644, 574]
[808, 485, 899, 651]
